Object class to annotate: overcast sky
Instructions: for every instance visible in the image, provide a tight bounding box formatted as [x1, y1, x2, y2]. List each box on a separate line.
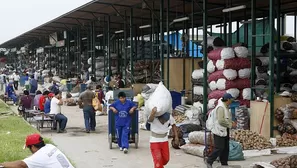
[0, 0, 92, 44]
[0, 1, 296, 45]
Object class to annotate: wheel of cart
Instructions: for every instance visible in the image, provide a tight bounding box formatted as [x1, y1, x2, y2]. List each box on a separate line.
[108, 109, 139, 149]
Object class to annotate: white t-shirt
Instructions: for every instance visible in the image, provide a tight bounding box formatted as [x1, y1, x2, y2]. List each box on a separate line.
[23, 144, 74, 168]
[14, 74, 20, 81]
[105, 91, 114, 103]
[50, 97, 61, 115]
[149, 115, 176, 143]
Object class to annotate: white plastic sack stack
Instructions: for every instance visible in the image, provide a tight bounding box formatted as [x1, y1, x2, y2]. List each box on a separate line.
[193, 86, 204, 95]
[242, 88, 251, 100]
[208, 99, 217, 109]
[234, 46, 249, 58]
[207, 60, 216, 73]
[221, 47, 235, 60]
[209, 81, 217, 91]
[145, 82, 172, 117]
[185, 106, 201, 125]
[238, 68, 251, 79]
[192, 69, 204, 79]
[223, 69, 237, 80]
[227, 88, 240, 99]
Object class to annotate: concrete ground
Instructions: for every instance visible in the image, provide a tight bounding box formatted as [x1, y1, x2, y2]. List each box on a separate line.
[0, 86, 290, 168]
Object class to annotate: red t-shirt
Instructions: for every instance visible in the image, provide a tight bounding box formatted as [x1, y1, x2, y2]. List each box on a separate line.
[39, 95, 46, 111]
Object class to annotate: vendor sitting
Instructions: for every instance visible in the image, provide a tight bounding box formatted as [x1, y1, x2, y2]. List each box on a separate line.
[5, 82, 18, 105]
[109, 92, 137, 154]
[44, 93, 55, 114]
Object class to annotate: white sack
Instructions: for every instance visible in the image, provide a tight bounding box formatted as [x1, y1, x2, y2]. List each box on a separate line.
[185, 106, 201, 125]
[243, 88, 251, 100]
[193, 101, 203, 112]
[216, 78, 227, 90]
[223, 69, 237, 80]
[257, 57, 269, 66]
[209, 81, 217, 91]
[88, 67, 92, 73]
[188, 131, 213, 145]
[95, 62, 105, 69]
[87, 58, 92, 65]
[71, 92, 80, 97]
[234, 46, 249, 58]
[207, 60, 216, 73]
[208, 99, 217, 109]
[221, 47, 235, 60]
[193, 86, 204, 95]
[192, 69, 204, 79]
[226, 88, 240, 99]
[180, 144, 205, 157]
[145, 82, 172, 117]
[238, 68, 251, 79]
[215, 60, 225, 70]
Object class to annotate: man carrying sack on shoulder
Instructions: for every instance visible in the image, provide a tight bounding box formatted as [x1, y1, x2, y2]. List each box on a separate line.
[205, 93, 235, 168]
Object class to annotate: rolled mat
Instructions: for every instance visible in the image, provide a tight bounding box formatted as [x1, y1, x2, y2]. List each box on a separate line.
[216, 78, 250, 90]
[207, 69, 237, 83]
[216, 58, 250, 71]
[207, 47, 235, 61]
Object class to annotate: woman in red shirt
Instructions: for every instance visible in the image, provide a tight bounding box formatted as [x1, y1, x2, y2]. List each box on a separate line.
[39, 91, 49, 111]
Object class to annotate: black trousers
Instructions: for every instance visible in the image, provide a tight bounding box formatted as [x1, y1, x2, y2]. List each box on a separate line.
[207, 129, 230, 165]
[14, 81, 19, 90]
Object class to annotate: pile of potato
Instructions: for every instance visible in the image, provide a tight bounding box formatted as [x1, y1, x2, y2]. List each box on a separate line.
[276, 133, 297, 147]
[231, 130, 272, 150]
[271, 155, 297, 168]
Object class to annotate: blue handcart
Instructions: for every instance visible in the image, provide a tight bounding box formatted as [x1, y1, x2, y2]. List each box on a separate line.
[107, 89, 139, 149]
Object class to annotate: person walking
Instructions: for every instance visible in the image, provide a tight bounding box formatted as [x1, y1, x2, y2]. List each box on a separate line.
[13, 72, 20, 90]
[206, 93, 234, 168]
[50, 91, 68, 133]
[0, 133, 74, 168]
[29, 75, 38, 94]
[78, 86, 96, 133]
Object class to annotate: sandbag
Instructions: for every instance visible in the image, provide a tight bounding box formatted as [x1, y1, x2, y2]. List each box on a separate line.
[242, 88, 252, 100]
[207, 69, 237, 82]
[192, 69, 204, 79]
[188, 131, 213, 145]
[207, 60, 216, 73]
[209, 81, 217, 91]
[216, 78, 250, 90]
[208, 47, 235, 60]
[228, 140, 244, 161]
[238, 68, 251, 79]
[193, 86, 204, 95]
[216, 58, 250, 71]
[234, 46, 249, 58]
[180, 144, 205, 157]
[146, 82, 172, 117]
[208, 99, 217, 109]
[208, 88, 240, 99]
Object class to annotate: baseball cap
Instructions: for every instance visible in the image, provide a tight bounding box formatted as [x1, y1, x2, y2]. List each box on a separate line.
[222, 93, 234, 100]
[24, 133, 42, 148]
[48, 93, 55, 97]
[158, 112, 170, 122]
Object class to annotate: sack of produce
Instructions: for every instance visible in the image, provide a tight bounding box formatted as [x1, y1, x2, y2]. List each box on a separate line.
[238, 99, 250, 108]
[209, 81, 217, 91]
[271, 155, 297, 168]
[255, 78, 267, 85]
[216, 58, 250, 71]
[207, 60, 216, 73]
[233, 46, 248, 58]
[278, 123, 297, 135]
[192, 69, 204, 79]
[179, 124, 202, 134]
[193, 94, 203, 103]
[145, 82, 172, 117]
[185, 106, 201, 125]
[208, 89, 240, 100]
[238, 68, 251, 79]
[188, 131, 213, 145]
[228, 140, 244, 161]
[276, 134, 297, 147]
[241, 88, 251, 100]
[216, 78, 250, 90]
[180, 144, 205, 157]
[207, 69, 237, 82]
[231, 130, 272, 150]
[194, 86, 204, 95]
[235, 106, 250, 130]
[283, 104, 297, 119]
[208, 47, 235, 60]
[255, 57, 270, 66]
[208, 99, 218, 109]
[275, 108, 284, 122]
[95, 62, 104, 69]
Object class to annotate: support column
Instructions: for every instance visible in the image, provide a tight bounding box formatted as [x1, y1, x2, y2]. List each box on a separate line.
[203, 0, 208, 118]
[251, 0, 256, 100]
[124, 11, 127, 83]
[167, 0, 170, 88]
[130, 8, 134, 81]
[160, 0, 164, 81]
[66, 31, 70, 77]
[107, 16, 111, 76]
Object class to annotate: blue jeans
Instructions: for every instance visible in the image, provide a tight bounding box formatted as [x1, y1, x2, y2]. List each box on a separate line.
[55, 114, 68, 131]
[9, 94, 18, 103]
[83, 105, 96, 131]
[116, 122, 130, 149]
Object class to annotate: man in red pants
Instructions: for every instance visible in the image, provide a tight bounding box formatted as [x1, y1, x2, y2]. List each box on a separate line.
[148, 107, 179, 168]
